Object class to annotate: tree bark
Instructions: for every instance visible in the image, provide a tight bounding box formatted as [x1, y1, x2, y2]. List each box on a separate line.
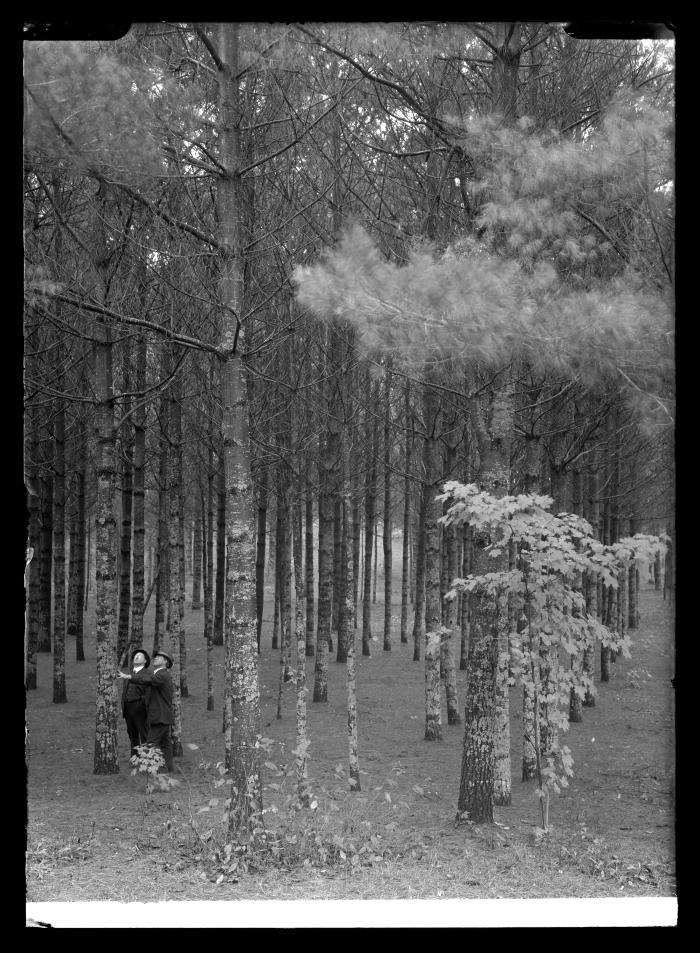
[400, 381, 413, 644]
[255, 462, 268, 651]
[412, 483, 427, 663]
[458, 380, 514, 822]
[216, 23, 262, 831]
[117, 336, 133, 663]
[167, 374, 184, 757]
[422, 378, 443, 742]
[91, 186, 119, 775]
[52, 334, 67, 703]
[383, 364, 393, 651]
[129, 331, 147, 657]
[213, 441, 226, 646]
[192, 505, 203, 611]
[38, 472, 53, 653]
[362, 382, 378, 658]
[305, 467, 315, 656]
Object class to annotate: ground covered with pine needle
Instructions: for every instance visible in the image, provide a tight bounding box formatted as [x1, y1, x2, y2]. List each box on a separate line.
[26, 579, 675, 922]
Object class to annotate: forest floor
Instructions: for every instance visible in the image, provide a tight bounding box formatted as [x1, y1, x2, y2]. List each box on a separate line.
[26, 577, 675, 920]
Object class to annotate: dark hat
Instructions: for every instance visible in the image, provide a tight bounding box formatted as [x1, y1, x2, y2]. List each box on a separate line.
[153, 650, 173, 669]
[130, 647, 151, 667]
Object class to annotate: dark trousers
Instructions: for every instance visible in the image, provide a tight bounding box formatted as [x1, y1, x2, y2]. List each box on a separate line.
[124, 701, 149, 757]
[147, 722, 174, 772]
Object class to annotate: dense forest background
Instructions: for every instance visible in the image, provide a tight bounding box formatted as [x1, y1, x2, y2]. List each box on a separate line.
[24, 22, 674, 856]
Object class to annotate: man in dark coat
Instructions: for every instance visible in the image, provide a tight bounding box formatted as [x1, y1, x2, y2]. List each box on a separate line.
[121, 648, 151, 757]
[119, 650, 175, 772]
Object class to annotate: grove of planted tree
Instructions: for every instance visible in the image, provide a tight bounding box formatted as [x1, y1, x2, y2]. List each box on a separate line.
[24, 22, 674, 843]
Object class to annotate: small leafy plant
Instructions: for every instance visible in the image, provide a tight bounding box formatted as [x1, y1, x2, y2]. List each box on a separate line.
[130, 744, 178, 792]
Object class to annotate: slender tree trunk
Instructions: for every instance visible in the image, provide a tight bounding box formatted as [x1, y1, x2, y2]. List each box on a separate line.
[583, 464, 600, 705]
[628, 515, 639, 629]
[422, 379, 442, 742]
[331, 496, 343, 635]
[52, 335, 67, 703]
[343, 439, 361, 792]
[412, 483, 427, 662]
[117, 336, 133, 663]
[373, 521, 378, 604]
[314, 434, 334, 700]
[305, 468, 315, 656]
[213, 444, 226, 646]
[292, 471, 310, 806]
[178, 430, 188, 700]
[153, 389, 169, 657]
[167, 375, 184, 757]
[383, 364, 393, 651]
[26, 488, 41, 688]
[400, 382, 412, 644]
[192, 505, 203, 611]
[336, 498, 349, 663]
[204, 433, 216, 711]
[459, 525, 472, 671]
[129, 332, 147, 657]
[276, 460, 293, 719]
[255, 463, 268, 651]
[38, 474, 53, 653]
[352, 475, 361, 630]
[442, 518, 461, 726]
[362, 386, 378, 657]
[91, 187, 119, 775]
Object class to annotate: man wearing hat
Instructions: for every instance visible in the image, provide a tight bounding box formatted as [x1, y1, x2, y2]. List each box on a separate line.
[121, 648, 151, 758]
[118, 650, 175, 772]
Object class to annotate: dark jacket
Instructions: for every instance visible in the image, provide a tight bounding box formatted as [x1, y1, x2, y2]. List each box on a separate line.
[130, 666, 174, 725]
[120, 669, 151, 718]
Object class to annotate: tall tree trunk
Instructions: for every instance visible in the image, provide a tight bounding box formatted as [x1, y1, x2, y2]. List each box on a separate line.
[255, 463, 268, 651]
[192, 504, 203, 611]
[442, 518, 461, 726]
[412, 483, 427, 662]
[153, 381, 169, 657]
[216, 23, 262, 831]
[178, 431, 188, 700]
[25, 413, 41, 689]
[117, 336, 133, 663]
[422, 378, 442, 742]
[272, 546, 280, 651]
[459, 525, 472, 670]
[314, 322, 342, 698]
[51, 334, 67, 703]
[628, 515, 639, 629]
[583, 463, 600, 706]
[382, 363, 393, 651]
[458, 380, 514, 823]
[292, 470, 310, 807]
[129, 334, 146, 656]
[362, 384, 378, 658]
[167, 374, 184, 757]
[204, 431, 216, 712]
[400, 382, 412, 644]
[305, 467, 315, 656]
[91, 186, 119, 775]
[343, 438, 361, 792]
[336, 498, 350, 663]
[213, 443, 226, 646]
[331, 496, 343, 635]
[26, 501, 40, 689]
[276, 458, 293, 719]
[38, 472, 53, 653]
[352, 474, 361, 630]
